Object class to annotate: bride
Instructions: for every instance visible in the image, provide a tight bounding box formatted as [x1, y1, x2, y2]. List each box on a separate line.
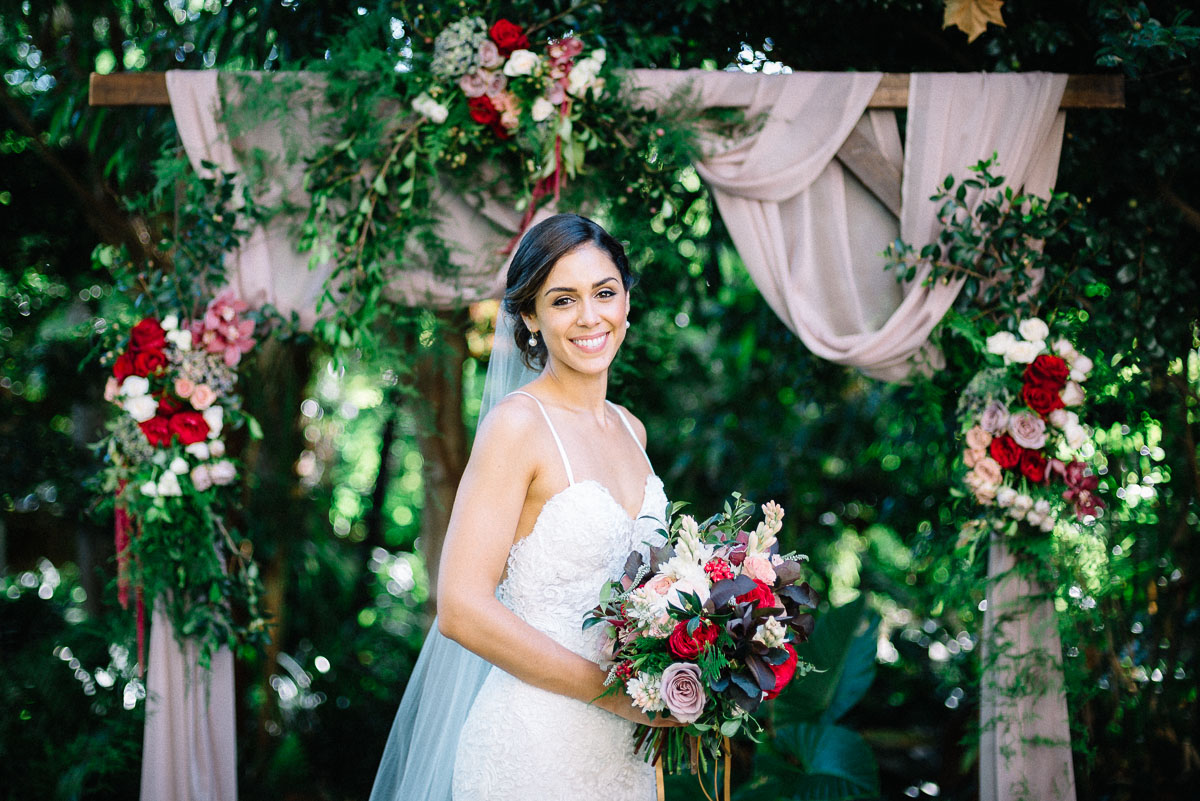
[369, 213, 680, 801]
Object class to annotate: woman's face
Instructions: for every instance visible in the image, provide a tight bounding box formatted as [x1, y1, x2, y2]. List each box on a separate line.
[522, 244, 630, 376]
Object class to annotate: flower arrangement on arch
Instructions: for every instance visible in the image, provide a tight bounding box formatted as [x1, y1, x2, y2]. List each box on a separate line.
[584, 495, 819, 774]
[99, 289, 266, 668]
[956, 317, 1105, 542]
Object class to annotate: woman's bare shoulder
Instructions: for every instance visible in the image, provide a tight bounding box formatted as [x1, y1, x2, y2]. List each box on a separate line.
[472, 392, 546, 452]
[610, 400, 648, 447]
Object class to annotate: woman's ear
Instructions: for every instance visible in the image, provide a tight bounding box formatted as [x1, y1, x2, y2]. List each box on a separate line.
[521, 312, 538, 334]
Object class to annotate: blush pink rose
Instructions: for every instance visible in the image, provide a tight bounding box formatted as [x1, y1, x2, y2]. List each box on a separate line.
[973, 456, 1003, 486]
[174, 377, 195, 398]
[741, 555, 777, 584]
[965, 425, 992, 451]
[963, 447, 986, 468]
[190, 384, 217, 411]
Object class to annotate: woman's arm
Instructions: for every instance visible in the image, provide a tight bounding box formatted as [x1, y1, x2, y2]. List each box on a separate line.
[435, 396, 671, 726]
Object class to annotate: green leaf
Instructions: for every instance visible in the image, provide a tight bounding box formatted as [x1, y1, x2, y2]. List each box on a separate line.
[246, 414, 264, 441]
[775, 596, 875, 725]
[752, 723, 880, 801]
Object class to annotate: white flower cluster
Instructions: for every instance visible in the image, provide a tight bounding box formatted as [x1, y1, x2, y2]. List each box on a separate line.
[566, 49, 606, 98]
[752, 616, 786, 649]
[430, 16, 488, 78]
[997, 490, 1054, 532]
[626, 672, 665, 713]
[624, 585, 671, 633]
[747, 500, 784, 557]
[411, 92, 449, 124]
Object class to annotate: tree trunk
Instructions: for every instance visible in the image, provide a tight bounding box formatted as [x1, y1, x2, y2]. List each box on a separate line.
[412, 310, 471, 607]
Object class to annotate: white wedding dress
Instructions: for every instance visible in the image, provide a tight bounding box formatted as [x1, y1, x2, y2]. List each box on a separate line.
[450, 391, 666, 800]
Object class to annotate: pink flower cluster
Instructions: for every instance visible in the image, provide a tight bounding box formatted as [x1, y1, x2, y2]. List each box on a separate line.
[189, 290, 255, 367]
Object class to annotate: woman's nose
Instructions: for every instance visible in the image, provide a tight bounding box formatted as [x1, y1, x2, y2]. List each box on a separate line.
[576, 298, 601, 325]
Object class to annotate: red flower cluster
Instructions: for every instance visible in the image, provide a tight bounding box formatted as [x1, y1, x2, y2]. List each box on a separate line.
[736, 579, 780, 610]
[113, 318, 167, 381]
[1022, 354, 1068, 417]
[765, 643, 799, 700]
[703, 557, 735, 582]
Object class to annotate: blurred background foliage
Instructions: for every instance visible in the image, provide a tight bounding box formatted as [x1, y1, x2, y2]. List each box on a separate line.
[1, 1, 1197, 800]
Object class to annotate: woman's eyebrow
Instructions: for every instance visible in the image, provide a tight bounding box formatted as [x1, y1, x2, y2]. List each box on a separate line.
[543, 277, 618, 296]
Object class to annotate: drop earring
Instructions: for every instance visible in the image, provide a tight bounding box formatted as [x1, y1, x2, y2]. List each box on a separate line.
[527, 331, 539, 348]
[624, 320, 630, 329]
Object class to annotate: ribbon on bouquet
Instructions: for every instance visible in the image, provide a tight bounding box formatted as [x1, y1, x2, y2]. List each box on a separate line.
[114, 482, 146, 677]
[653, 736, 732, 801]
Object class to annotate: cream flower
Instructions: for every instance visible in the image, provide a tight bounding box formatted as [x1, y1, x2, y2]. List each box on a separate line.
[1069, 354, 1094, 382]
[157, 470, 183, 497]
[1006, 340, 1043, 364]
[202, 406, 224, 439]
[210, 460, 237, 486]
[986, 331, 1017, 357]
[191, 464, 213, 492]
[185, 441, 210, 460]
[169, 457, 189, 475]
[1060, 381, 1085, 407]
[531, 96, 556, 122]
[1018, 318, 1050, 342]
[124, 394, 158, 423]
[753, 617, 786, 649]
[502, 49, 539, 77]
[120, 375, 150, 397]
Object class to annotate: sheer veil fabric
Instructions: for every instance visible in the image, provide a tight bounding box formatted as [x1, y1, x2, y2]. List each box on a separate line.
[368, 311, 540, 801]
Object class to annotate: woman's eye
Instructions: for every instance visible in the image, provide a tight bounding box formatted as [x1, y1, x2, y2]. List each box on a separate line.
[597, 289, 616, 299]
[552, 296, 574, 306]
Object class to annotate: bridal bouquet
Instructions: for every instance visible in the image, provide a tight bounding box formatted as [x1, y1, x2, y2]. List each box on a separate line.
[584, 495, 818, 773]
[98, 290, 265, 668]
[956, 316, 1105, 545]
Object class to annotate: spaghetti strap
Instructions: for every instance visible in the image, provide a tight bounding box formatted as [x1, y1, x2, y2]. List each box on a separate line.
[510, 391, 575, 485]
[606, 401, 654, 470]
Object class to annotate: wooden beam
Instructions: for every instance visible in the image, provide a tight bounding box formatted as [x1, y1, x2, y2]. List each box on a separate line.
[835, 127, 903, 216]
[88, 71, 1125, 109]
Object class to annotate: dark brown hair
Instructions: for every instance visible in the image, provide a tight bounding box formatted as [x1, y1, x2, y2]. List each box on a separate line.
[503, 213, 635, 369]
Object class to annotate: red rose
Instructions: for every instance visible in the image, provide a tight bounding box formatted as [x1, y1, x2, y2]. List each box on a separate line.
[139, 416, 172, 447]
[989, 434, 1022, 470]
[489, 18, 530, 56]
[112, 352, 135, 382]
[490, 122, 511, 140]
[1023, 355, 1069, 389]
[132, 349, 167, 377]
[736, 579, 779, 610]
[1019, 448, 1049, 484]
[129, 318, 167, 353]
[169, 411, 210, 446]
[1021, 381, 1065, 417]
[667, 620, 719, 660]
[157, 395, 183, 416]
[765, 643, 798, 700]
[468, 95, 499, 126]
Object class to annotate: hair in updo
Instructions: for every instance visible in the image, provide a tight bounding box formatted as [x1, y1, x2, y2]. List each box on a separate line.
[503, 213, 635, 369]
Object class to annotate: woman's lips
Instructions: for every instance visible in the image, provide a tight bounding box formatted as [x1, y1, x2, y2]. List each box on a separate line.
[570, 331, 610, 354]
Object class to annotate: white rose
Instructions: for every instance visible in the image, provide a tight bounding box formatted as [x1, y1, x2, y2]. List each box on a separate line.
[140, 481, 158, 497]
[185, 441, 210, 460]
[996, 487, 1018, 508]
[120, 376, 150, 397]
[1070, 355, 1094, 382]
[986, 331, 1017, 357]
[531, 96, 556, 122]
[208, 439, 226, 458]
[203, 406, 224, 439]
[1006, 340, 1042, 364]
[161, 314, 178, 331]
[191, 464, 213, 492]
[1064, 423, 1089, 450]
[1048, 409, 1069, 429]
[1052, 338, 1078, 361]
[157, 470, 182, 497]
[1039, 516, 1055, 532]
[124, 394, 158, 423]
[1060, 381, 1085, 407]
[166, 328, 192, 351]
[591, 48, 607, 64]
[1018, 318, 1050, 342]
[1010, 493, 1034, 520]
[210, 460, 237, 486]
[502, 49, 539, 77]
[169, 457, 189, 475]
[412, 93, 448, 124]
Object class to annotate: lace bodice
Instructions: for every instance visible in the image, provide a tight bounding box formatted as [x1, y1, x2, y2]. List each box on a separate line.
[451, 393, 665, 801]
